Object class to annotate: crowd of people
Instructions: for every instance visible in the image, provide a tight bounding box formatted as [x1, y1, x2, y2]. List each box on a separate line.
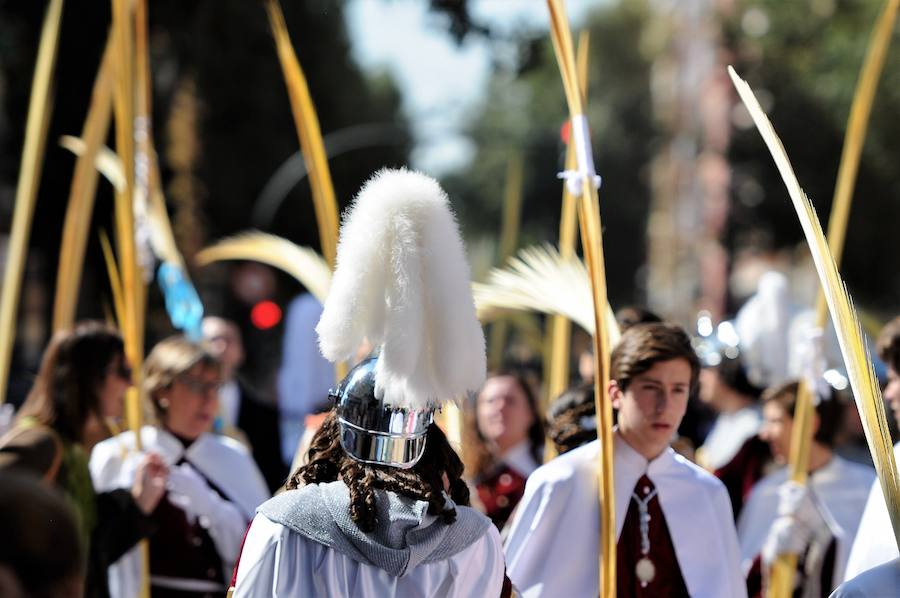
[2, 169, 900, 597]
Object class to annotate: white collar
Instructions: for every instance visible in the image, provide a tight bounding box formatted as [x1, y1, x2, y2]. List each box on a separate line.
[139, 426, 268, 517]
[502, 441, 540, 477]
[614, 429, 676, 478]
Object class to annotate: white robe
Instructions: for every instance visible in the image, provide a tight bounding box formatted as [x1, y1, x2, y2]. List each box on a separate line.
[233, 511, 505, 597]
[737, 455, 874, 585]
[90, 426, 270, 598]
[843, 443, 900, 581]
[504, 432, 746, 598]
[830, 558, 900, 597]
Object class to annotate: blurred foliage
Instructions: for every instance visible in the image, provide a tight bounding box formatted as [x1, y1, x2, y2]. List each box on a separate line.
[441, 0, 657, 311]
[725, 0, 900, 314]
[438, 0, 900, 317]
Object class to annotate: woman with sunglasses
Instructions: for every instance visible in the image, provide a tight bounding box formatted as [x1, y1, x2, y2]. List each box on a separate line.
[0, 321, 168, 598]
[90, 334, 269, 598]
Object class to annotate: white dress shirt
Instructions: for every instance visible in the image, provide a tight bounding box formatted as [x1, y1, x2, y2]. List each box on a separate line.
[504, 431, 746, 597]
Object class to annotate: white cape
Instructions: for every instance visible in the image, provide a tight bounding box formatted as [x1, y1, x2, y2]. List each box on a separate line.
[233, 513, 505, 597]
[830, 558, 900, 597]
[737, 455, 874, 585]
[504, 433, 746, 598]
[843, 443, 900, 581]
[90, 426, 270, 598]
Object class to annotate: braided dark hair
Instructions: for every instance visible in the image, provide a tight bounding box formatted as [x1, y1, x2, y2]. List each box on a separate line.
[286, 412, 470, 533]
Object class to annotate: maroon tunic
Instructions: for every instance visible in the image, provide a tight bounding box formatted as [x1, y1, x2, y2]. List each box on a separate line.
[617, 475, 689, 597]
[476, 464, 527, 529]
[714, 435, 773, 520]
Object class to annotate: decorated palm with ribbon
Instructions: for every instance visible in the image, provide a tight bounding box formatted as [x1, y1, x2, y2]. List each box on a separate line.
[544, 1, 618, 595]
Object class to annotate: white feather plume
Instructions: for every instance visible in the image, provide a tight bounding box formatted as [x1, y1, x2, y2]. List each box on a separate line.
[316, 168, 486, 410]
[735, 270, 793, 388]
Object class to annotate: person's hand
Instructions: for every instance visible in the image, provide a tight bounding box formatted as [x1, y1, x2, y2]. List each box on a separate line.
[761, 481, 829, 564]
[166, 463, 220, 526]
[131, 452, 168, 515]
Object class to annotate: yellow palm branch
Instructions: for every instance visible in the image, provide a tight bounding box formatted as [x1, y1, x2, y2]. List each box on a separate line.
[0, 0, 64, 403]
[474, 244, 619, 346]
[53, 38, 115, 332]
[195, 232, 332, 304]
[729, 66, 900, 556]
[263, 0, 339, 268]
[546, 1, 616, 594]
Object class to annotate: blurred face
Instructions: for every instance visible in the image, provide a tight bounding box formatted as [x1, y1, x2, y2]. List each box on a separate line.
[202, 318, 244, 379]
[884, 366, 900, 429]
[476, 375, 536, 454]
[698, 368, 719, 406]
[612, 358, 691, 460]
[97, 354, 130, 419]
[162, 364, 221, 440]
[760, 401, 791, 464]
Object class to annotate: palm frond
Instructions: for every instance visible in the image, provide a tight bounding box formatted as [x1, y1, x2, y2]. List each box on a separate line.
[263, 0, 339, 267]
[0, 0, 64, 403]
[730, 65, 900, 551]
[473, 244, 620, 345]
[195, 232, 331, 304]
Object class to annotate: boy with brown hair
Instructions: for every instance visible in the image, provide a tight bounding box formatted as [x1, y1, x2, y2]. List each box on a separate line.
[737, 381, 873, 596]
[505, 322, 745, 597]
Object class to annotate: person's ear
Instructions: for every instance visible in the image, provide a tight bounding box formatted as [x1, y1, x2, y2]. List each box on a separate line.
[609, 380, 623, 410]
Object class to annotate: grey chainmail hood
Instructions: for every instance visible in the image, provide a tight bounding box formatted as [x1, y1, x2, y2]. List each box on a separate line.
[258, 481, 491, 577]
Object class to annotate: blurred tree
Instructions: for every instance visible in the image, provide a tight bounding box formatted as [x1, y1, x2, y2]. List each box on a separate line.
[441, 0, 657, 314]
[725, 0, 900, 316]
[438, 0, 900, 328]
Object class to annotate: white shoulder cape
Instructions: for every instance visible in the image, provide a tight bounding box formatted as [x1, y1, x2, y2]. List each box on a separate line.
[843, 443, 900, 581]
[504, 433, 746, 598]
[89, 426, 270, 598]
[232, 513, 505, 597]
[831, 558, 900, 597]
[737, 455, 874, 584]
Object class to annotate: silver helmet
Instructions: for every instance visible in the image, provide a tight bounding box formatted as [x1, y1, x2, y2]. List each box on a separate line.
[331, 357, 434, 469]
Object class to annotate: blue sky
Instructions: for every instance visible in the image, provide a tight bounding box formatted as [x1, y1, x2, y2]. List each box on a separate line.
[344, 0, 598, 175]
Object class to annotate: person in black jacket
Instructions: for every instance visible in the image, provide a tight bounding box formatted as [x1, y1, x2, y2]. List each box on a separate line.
[202, 317, 287, 491]
[0, 322, 168, 598]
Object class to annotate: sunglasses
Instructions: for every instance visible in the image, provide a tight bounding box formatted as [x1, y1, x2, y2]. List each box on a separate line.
[176, 375, 222, 397]
[107, 362, 133, 381]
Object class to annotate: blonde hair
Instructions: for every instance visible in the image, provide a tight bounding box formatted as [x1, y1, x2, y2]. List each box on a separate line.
[143, 335, 220, 418]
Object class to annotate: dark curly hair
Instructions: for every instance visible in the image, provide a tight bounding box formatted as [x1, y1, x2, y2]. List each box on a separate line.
[285, 412, 470, 533]
[546, 383, 597, 455]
